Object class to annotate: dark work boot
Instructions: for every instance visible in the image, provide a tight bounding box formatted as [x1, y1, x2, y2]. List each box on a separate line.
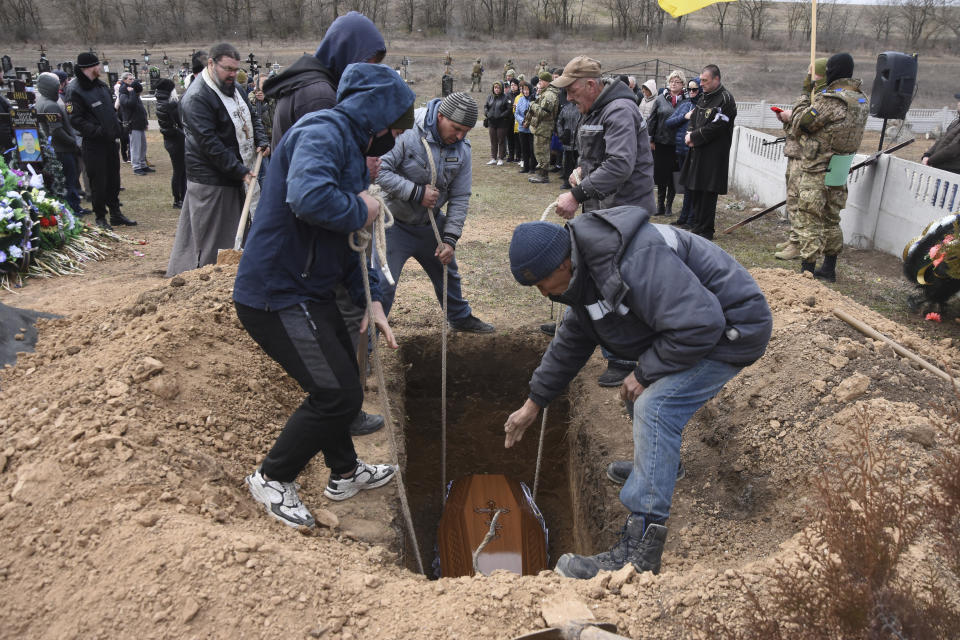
[540, 322, 556, 337]
[665, 194, 675, 217]
[801, 261, 816, 276]
[656, 190, 666, 216]
[555, 514, 667, 579]
[94, 217, 112, 231]
[110, 211, 138, 226]
[349, 411, 384, 436]
[597, 361, 634, 387]
[606, 460, 685, 485]
[528, 169, 549, 184]
[814, 254, 837, 283]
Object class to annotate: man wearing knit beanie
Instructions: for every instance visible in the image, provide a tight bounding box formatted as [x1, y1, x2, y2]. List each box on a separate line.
[375, 91, 495, 334]
[504, 207, 773, 580]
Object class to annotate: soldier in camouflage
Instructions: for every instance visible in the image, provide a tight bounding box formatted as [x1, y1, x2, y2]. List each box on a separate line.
[526, 71, 561, 183]
[775, 58, 826, 261]
[783, 53, 868, 282]
[471, 59, 483, 92]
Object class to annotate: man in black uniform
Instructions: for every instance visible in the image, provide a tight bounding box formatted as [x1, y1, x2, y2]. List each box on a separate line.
[64, 52, 137, 230]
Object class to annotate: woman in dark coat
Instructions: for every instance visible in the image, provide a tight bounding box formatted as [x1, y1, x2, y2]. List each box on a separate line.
[646, 70, 686, 216]
[155, 79, 186, 208]
[483, 81, 513, 165]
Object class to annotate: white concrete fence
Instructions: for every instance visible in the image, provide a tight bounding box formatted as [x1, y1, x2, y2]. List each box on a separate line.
[727, 126, 960, 258]
[736, 102, 956, 134]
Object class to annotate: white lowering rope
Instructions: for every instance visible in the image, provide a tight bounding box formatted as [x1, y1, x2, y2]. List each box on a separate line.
[420, 137, 450, 497]
[349, 189, 424, 575]
[532, 195, 567, 501]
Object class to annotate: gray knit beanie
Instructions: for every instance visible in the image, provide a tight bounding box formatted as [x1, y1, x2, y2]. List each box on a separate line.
[438, 92, 478, 128]
[509, 222, 571, 286]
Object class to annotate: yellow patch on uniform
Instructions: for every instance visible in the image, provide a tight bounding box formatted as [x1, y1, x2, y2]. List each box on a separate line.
[65, 103, 73, 113]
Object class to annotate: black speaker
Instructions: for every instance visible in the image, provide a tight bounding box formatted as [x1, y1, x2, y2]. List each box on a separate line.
[870, 52, 918, 120]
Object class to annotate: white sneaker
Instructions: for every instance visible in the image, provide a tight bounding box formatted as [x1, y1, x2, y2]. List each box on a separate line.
[497, 159, 504, 166]
[324, 460, 396, 501]
[246, 469, 315, 528]
[486, 158, 497, 165]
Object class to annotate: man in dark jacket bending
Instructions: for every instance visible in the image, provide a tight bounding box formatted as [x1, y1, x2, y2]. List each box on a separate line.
[505, 207, 772, 578]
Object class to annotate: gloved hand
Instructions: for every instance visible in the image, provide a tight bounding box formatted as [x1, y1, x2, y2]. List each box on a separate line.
[802, 73, 813, 94]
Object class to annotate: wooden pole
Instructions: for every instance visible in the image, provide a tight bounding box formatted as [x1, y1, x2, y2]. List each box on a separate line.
[810, 0, 817, 80]
[833, 308, 958, 387]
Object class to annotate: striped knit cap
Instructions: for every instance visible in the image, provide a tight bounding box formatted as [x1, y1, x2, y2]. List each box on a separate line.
[438, 92, 478, 128]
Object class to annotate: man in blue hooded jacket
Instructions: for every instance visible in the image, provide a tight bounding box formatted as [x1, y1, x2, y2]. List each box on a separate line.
[263, 11, 390, 436]
[263, 11, 386, 149]
[233, 63, 416, 529]
[504, 208, 772, 578]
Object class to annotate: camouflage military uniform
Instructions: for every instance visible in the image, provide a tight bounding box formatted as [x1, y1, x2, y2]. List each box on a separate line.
[780, 66, 826, 255]
[794, 78, 869, 262]
[503, 60, 515, 81]
[528, 84, 560, 180]
[471, 61, 483, 92]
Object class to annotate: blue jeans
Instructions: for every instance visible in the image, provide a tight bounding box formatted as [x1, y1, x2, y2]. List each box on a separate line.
[620, 358, 742, 520]
[376, 218, 473, 322]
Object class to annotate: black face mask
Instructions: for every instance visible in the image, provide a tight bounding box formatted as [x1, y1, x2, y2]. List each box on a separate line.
[367, 131, 396, 157]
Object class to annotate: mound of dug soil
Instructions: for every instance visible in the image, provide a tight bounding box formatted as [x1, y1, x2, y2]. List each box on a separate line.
[0, 264, 956, 639]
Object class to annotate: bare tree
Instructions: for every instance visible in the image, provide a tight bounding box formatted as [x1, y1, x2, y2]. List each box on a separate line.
[866, 1, 895, 43]
[713, 1, 733, 44]
[738, 0, 769, 40]
[896, 0, 945, 49]
[53, 0, 99, 40]
[785, 1, 807, 41]
[0, 0, 43, 41]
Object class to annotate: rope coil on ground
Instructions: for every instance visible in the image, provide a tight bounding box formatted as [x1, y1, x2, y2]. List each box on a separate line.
[350, 195, 425, 575]
[420, 137, 450, 496]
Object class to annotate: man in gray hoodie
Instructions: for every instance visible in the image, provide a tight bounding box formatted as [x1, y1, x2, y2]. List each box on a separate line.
[375, 92, 495, 334]
[35, 72, 84, 215]
[505, 208, 772, 579]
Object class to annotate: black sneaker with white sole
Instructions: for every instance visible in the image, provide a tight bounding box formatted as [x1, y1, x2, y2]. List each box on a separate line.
[324, 460, 396, 501]
[245, 468, 315, 528]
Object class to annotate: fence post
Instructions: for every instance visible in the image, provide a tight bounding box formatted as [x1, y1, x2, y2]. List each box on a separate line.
[862, 154, 892, 249]
[728, 126, 741, 186]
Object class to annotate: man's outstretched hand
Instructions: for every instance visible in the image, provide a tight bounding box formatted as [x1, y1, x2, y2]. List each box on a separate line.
[504, 398, 540, 448]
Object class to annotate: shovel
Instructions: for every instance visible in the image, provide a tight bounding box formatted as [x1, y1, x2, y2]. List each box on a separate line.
[511, 596, 631, 640]
[216, 150, 264, 265]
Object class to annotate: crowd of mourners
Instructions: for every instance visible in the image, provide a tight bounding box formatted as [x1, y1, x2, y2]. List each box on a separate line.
[478, 61, 709, 224]
[9, 10, 957, 583]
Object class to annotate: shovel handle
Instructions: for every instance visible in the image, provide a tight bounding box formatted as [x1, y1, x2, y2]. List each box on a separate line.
[233, 150, 264, 252]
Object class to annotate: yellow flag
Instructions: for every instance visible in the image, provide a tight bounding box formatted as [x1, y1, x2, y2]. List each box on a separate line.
[658, 0, 736, 18]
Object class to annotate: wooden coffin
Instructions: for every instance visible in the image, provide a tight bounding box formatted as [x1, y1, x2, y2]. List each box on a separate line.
[437, 473, 548, 578]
